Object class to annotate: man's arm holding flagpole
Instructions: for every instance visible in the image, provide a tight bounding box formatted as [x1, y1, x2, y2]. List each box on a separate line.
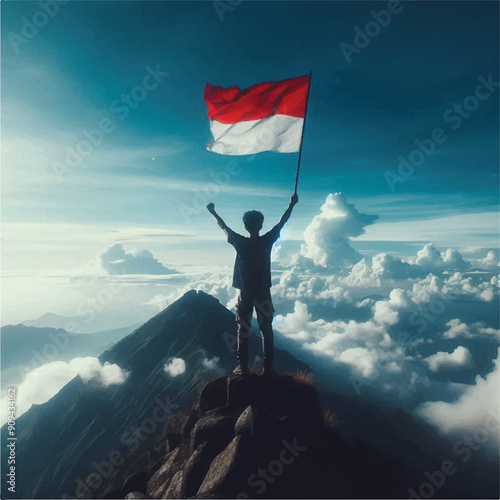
[274, 194, 299, 233]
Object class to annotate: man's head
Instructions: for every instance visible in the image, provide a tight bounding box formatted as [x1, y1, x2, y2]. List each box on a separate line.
[243, 210, 264, 234]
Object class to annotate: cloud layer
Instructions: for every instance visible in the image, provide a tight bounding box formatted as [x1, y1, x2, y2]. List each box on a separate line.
[1, 357, 128, 423]
[100, 243, 177, 275]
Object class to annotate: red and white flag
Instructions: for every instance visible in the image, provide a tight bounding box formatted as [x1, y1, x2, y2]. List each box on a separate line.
[204, 75, 310, 155]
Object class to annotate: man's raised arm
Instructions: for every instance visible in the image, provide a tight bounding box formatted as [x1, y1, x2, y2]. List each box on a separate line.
[273, 193, 299, 233]
[207, 203, 231, 237]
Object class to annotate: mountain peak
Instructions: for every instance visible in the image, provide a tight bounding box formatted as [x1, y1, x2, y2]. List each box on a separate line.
[96, 373, 337, 499]
[2, 291, 310, 499]
[161, 289, 224, 312]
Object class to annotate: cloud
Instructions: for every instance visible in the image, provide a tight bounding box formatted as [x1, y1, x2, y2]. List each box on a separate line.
[423, 346, 472, 372]
[416, 349, 500, 453]
[337, 347, 380, 378]
[373, 288, 410, 325]
[414, 243, 470, 272]
[472, 250, 499, 271]
[1, 357, 128, 423]
[298, 193, 378, 268]
[164, 357, 186, 377]
[443, 319, 471, 339]
[99, 243, 177, 275]
[201, 356, 222, 372]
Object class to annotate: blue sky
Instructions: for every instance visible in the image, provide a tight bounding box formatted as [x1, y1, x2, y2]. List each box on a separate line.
[1, 0, 499, 322]
[2, 4, 500, 451]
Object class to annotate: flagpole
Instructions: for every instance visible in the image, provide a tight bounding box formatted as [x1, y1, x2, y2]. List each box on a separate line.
[294, 70, 312, 195]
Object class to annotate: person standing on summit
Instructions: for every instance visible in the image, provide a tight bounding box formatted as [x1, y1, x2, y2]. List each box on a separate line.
[207, 194, 298, 376]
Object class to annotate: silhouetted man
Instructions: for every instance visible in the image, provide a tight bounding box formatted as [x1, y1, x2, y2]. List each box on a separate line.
[207, 194, 298, 376]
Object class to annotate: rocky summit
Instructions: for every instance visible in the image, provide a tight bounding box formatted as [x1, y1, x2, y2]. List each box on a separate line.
[100, 372, 410, 500]
[103, 373, 338, 499]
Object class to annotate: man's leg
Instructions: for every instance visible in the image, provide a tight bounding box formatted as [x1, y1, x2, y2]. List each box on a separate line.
[255, 290, 275, 372]
[235, 292, 253, 373]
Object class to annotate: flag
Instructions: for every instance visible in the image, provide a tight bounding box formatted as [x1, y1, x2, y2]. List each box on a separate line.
[204, 75, 310, 155]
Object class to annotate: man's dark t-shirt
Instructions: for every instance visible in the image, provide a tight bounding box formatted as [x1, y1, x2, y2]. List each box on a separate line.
[227, 227, 280, 291]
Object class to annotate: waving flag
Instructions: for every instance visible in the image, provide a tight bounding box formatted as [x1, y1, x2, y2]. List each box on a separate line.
[204, 75, 311, 155]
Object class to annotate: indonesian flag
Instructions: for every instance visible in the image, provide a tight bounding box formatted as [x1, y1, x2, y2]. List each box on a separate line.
[204, 75, 310, 155]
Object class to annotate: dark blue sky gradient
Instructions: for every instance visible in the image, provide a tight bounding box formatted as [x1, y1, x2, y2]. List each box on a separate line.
[2, 1, 498, 233]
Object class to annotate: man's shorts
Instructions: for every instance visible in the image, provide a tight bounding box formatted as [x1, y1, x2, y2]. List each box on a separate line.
[235, 288, 275, 325]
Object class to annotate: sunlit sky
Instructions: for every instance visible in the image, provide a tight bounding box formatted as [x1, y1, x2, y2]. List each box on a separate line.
[1, 0, 499, 324]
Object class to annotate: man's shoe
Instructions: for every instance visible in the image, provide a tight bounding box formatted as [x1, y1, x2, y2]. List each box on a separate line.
[233, 365, 248, 376]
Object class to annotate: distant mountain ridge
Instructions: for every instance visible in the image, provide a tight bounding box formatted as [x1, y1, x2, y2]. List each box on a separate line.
[1, 291, 308, 499]
[1, 324, 138, 390]
[21, 307, 150, 333]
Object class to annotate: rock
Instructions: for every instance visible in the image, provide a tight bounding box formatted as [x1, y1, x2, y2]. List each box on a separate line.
[166, 431, 182, 454]
[122, 472, 147, 496]
[234, 405, 256, 437]
[124, 492, 145, 499]
[199, 376, 228, 415]
[234, 404, 285, 445]
[146, 445, 188, 498]
[180, 442, 208, 498]
[164, 470, 183, 499]
[227, 374, 321, 426]
[180, 406, 199, 442]
[149, 457, 163, 478]
[197, 435, 256, 498]
[190, 413, 236, 451]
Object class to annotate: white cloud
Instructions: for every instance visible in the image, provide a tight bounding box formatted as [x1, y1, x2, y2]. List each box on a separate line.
[100, 243, 177, 275]
[337, 347, 379, 378]
[423, 346, 472, 372]
[416, 243, 444, 268]
[443, 319, 471, 339]
[202, 356, 221, 371]
[1, 357, 127, 423]
[442, 248, 470, 271]
[274, 301, 312, 342]
[299, 193, 378, 268]
[373, 288, 410, 325]
[473, 251, 499, 271]
[164, 357, 186, 377]
[442, 319, 500, 340]
[416, 349, 500, 452]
